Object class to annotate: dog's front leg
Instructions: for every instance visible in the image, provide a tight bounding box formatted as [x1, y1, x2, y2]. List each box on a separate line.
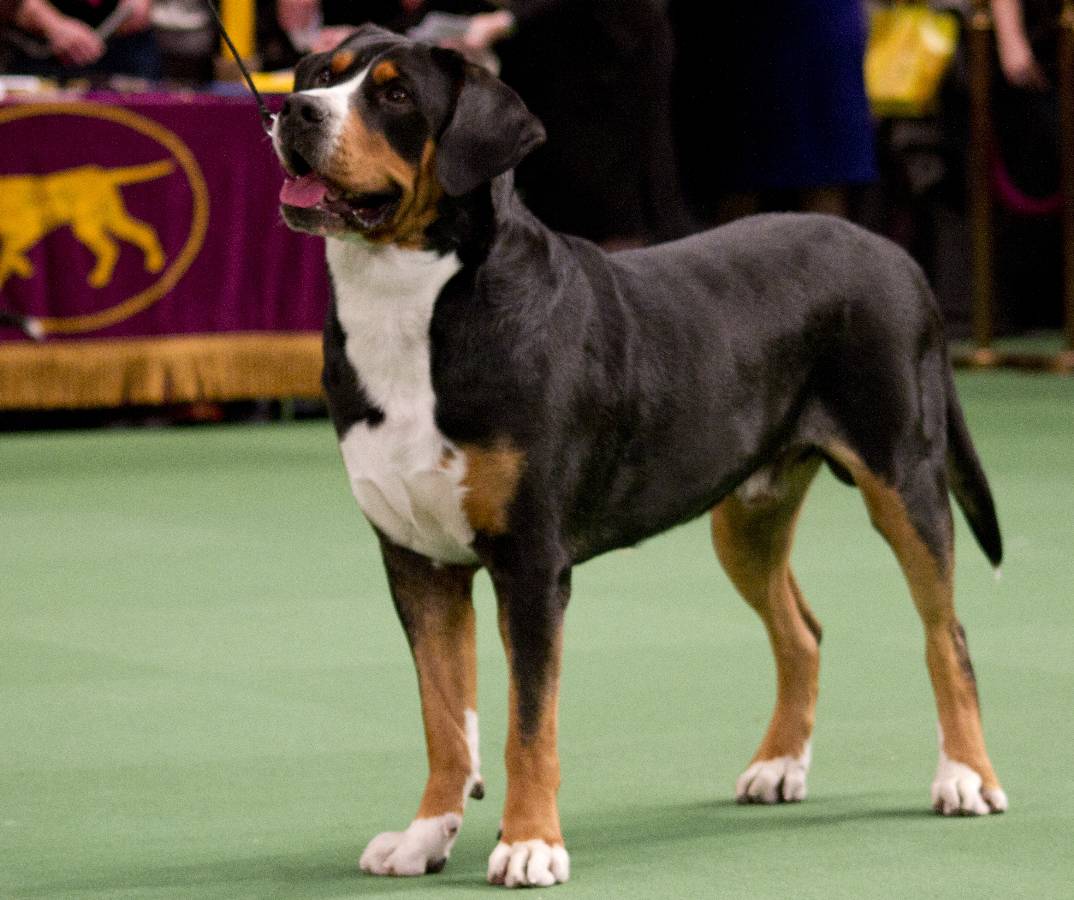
[486, 558, 571, 888]
[359, 533, 481, 877]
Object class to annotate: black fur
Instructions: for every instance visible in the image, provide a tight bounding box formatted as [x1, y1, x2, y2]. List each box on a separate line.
[431, 49, 546, 197]
[285, 29, 1002, 743]
[424, 188, 1001, 569]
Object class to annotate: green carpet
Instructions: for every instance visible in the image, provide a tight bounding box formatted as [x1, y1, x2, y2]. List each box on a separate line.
[2, 372, 1072, 899]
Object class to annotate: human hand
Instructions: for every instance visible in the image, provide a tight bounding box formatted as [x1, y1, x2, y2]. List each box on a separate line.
[457, 10, 514, 53]
[116, 0, 152, 35]
[277, 0, 319, 34]
[998, 32, 1049, 90]
[45, 14, 105, 66]
[311, 25, 357, 53]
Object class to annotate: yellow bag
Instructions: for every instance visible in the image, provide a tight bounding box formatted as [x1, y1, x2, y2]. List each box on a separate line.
[865, 3, 960, 118]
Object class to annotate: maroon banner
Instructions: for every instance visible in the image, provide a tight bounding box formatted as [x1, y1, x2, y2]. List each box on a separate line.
[0, 93, 328, 342]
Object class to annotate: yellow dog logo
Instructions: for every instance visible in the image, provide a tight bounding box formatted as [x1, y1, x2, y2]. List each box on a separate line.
[0, 160, 174, 290]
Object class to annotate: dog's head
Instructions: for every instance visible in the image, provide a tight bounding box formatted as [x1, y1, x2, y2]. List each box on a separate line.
[273, 25, 545, 246]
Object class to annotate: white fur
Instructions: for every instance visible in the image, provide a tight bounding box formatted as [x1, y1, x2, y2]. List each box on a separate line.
[360, 813, 461, 876]
[932, 725, 1007, 815]
[463, 708, 482, 801]
[734, 465, 784, 505]
[361, 710, 482, 879]
[488, 840, 570, 888]
[329, 239, 478, 565]
[24, 317, 45, 341]
[735, 741, 811, 803]
[272, 68, 368, 161]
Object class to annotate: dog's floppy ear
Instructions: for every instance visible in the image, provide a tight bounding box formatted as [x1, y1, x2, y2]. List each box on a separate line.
[432, 49, 546, 197]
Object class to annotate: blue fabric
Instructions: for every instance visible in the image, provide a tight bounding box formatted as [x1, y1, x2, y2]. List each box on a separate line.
[701, 0, 877, 191]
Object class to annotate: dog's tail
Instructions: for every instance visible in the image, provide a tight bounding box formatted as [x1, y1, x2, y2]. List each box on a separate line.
[0, 309, 45, 341]
[109, 159, 176, 186]
[945, 369, 1002, 568]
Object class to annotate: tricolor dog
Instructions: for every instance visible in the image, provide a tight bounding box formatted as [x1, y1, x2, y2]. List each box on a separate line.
[272, 24, 1007, 888]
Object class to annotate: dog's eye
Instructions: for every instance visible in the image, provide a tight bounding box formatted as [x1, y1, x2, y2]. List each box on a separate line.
[384, 84, 411, 104]
[316, 68, 332, 86]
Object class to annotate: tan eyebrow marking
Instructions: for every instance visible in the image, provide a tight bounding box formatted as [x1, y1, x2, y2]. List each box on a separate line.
[372, 60, 400, 85]
[330, 50, 355, 74]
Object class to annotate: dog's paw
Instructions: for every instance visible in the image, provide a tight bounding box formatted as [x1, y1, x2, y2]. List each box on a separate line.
[487, 840, 570, 888]
[931, 758, 1008, 816]
[735, 744, 811, 804]
[87, 267, 111, 289]
[359, 813, 461, 876]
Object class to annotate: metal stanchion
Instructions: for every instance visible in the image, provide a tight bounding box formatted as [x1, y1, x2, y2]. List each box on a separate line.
[957, 1, 1074, 372]
[965, 0, 999, 366]
[1058, 0, 1074, 369]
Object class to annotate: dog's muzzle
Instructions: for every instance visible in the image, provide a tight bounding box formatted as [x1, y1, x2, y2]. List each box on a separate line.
[274, 94, 333, 175]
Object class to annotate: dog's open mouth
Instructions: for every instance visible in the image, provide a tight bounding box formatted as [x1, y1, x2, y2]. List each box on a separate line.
[280, 171, 402, 232]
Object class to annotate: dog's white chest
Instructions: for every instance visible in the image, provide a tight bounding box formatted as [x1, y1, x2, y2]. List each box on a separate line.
[328, 239, 478, 565]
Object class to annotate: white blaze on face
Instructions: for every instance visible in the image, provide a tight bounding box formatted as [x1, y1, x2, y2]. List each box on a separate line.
[272, 67, 370, 165]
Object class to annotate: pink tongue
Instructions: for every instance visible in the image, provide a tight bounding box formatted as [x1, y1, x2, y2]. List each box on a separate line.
[280, 173, 328, 208]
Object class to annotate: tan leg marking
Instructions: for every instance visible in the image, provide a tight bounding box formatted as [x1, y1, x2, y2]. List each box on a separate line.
[410, 568, 481, 818]
[713, 459, 822, 769]
[829, 446, 1002, 794]
[412, 586, 480, 818]
[379, 540, 482, 818]
[789, 570, 823, 645]
[458, 440, 526, 537]
[497, 608, 563, 847]
[361, 541, 484, 877]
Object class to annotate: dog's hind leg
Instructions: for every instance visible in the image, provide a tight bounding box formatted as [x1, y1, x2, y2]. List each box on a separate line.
[0, 233, 39, 285]
[359, 533, 483, 877]
[71, 223, 120, 289]
[712, 454, 823, 804]
[107, 212, 166, 274]
[831, 447, 1007, 816]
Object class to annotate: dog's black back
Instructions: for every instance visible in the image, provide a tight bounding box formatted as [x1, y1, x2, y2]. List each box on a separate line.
[422, 185, 997, 566]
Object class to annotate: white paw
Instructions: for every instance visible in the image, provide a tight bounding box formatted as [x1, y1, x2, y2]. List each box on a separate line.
[487, 840, 570, 888]
[736, 743, 811, 804]
[359, 813, 461, 876]
[931, 758, 1008, 816]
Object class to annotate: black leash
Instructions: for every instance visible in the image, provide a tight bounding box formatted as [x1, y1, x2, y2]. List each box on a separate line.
[201, 0, 276, 136]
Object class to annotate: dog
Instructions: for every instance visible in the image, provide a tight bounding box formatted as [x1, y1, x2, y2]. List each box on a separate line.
[0, 160, 172, 289]
[272, 25, 1007, 888]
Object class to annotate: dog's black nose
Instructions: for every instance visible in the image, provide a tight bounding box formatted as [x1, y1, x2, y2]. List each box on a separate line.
[280, 95, 329, 124]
